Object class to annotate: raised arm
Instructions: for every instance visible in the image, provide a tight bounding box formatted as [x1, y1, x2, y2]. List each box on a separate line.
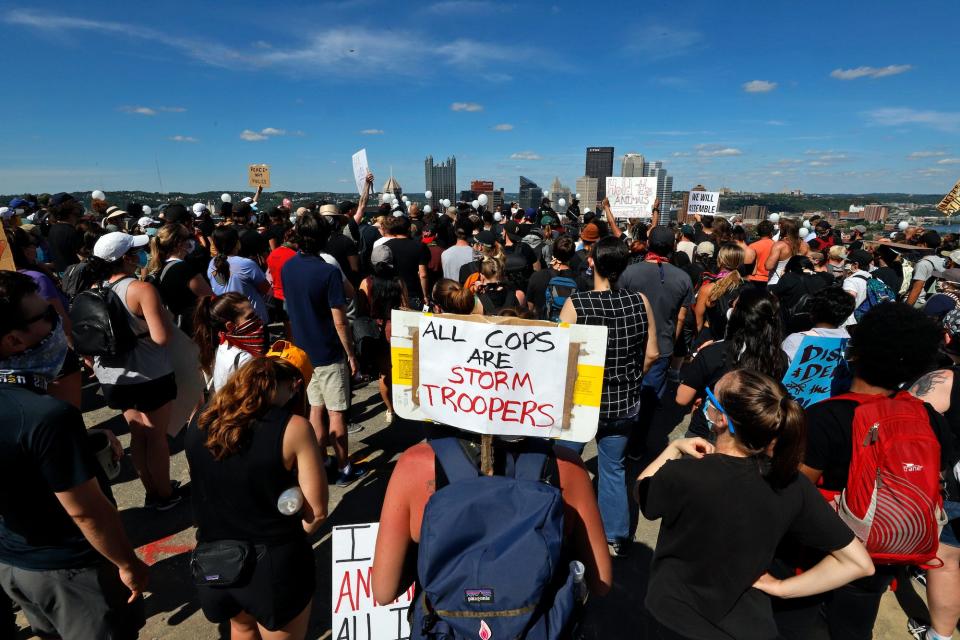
[355, 172, 375, 225]
[602, 198, 622, 239]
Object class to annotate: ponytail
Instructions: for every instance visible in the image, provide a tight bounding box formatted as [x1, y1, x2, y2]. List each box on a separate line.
[708, 243, 745, 304]
[211, 227, 239, 285]
[193, 292, 248, 374]
[770, 395, 806, 488]
[432, 278, 478, 314]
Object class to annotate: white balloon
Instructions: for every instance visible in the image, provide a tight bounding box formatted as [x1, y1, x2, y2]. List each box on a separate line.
[384, 193, 394, 203]
[799, 227, 810, 239]
[803, 219, 811, 228]
[91, 190, 105, 200]
[493, 212, 502, 222]
[471, 199, 480, 209]
[478, 193, 488, 206]
[575, 193, 581, 199]
[544, 191, 550, 198]
[142, 205, 152, 216]
[440, 198, 449, 208]
[898, 221, 909, 231]
[402, 195, 409, 201]
[768, 213, 780, 223]
[423, 205, 432, 214]
[424, 190, 433, 199]
[391, 201, 400, 210]
[221, 193, 231, 203]
[558, 198, 566, 207]
[584, 207, 592, 213]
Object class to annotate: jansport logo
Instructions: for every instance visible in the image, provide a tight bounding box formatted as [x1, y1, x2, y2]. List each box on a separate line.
[903, 463, 924, 472]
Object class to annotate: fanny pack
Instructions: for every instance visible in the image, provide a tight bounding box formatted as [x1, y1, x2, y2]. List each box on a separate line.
[190, 540, 262, 587]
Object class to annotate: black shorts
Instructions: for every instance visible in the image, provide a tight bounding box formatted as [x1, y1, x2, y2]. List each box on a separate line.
[101, 373, 177, 412]
[196, 538, 315, 631]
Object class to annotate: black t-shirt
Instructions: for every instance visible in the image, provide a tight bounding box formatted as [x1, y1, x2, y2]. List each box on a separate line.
[693, 228, 714, 245]
[639, 455, 854, 640]
[680, 341, 730, 438]
[157, 259, 200, 333]
[526, 267, 578, 319]
[239, 226, 269, 259]
[326, 233, 360, 285]
[46, 221, 82, 272]
[478, 282, 519, 315]
[0, 385, 113, 570]
[503, 243, 538, 290]
[805, 396, 954, 492]
[264, 223, 288, 247]
[386, 237, 430, 300]
[871, 266, 902, 295]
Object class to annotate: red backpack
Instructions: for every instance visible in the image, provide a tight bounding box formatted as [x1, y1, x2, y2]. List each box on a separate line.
[822, 392, 946, 565]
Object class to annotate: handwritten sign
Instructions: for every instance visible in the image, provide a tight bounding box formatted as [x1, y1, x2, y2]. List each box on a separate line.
[332, 523, 413, 640]
[248, 164, 270, 188]
[782, 336, 850, 408]
[0, 234, 15, 271]
[605, 177, 657, 219]
[687, 191, 720, 216]
[938, 177, 960, 215]
[352, 148, 369, 195]
[417, 315, 571, 438]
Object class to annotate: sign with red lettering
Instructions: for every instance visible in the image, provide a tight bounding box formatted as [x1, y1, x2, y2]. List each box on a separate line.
[417, 315, 570, 438]
[332, 523, 413, 640]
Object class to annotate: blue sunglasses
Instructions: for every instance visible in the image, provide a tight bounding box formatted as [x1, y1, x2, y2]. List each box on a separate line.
[703, 386, 735, 435]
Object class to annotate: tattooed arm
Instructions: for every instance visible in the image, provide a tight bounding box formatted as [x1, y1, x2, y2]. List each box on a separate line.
[908, 369, 953, 414]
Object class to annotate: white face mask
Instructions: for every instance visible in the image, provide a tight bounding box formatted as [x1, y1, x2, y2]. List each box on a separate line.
[511, 208, 519, 215]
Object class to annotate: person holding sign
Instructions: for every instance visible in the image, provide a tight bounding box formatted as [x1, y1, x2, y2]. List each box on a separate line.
[557, 236, 659, 557]
[637, 369, 874, 640]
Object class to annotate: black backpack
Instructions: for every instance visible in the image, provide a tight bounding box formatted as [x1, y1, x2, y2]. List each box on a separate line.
[69, 278, 145, 357]
[504, 247, 530, 288]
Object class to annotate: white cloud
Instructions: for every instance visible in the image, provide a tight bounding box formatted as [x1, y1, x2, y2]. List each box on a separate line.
[360, 129, 384, 135]
[492, 123, 513, 131]
[451, 102, 483, 112]
[696, 145, 742, 157]
[938, 158, 960, 165]
[626, 24, 701, 59]
[866, 107, 960, 132]
[240, 129, 268, 142]
[918, 168, 948, 176]
[830, 64, 912, 80]
[908, 150, 948, 159]
[120, 105, 156, 116]
[260, 127, 286, 136]
[510, 151, 542, 160]
[168, 135, 198, 143]
[671, 151, 691, 157]
[240, 127, 298, 140]
[742, 80, 777, 93]
[808, 160, 829, 167]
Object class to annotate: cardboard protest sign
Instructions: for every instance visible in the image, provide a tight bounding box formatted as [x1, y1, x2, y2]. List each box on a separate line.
[352, 149, 369, 195]
[687, 191, 720, 216]
[605, 177, 657, 219]
[247, 164, 270, 188]
[332, 523, 413, 640]
[782, 335, 851, 408]
[391, 310, 608, 442]
[0, 234, 15, 271]
[937, 177, 960, 215]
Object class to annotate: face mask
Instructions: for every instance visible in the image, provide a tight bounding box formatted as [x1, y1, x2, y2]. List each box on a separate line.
[184, 239, 197, 254]
[0, 316, 68, 381]
[511, 208, 519, 215]
[34, 245, 47, 263]
[289, 215, 297, 225]
[137, 249, 149, 267]
[220, 317, 266, 357]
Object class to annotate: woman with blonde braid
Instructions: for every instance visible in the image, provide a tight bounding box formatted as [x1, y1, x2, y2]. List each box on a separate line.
[148, 223, 212, 335]
[693, 243, 745, 340]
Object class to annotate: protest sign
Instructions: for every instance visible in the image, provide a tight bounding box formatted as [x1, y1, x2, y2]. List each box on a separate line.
[247, 164, 270, 188]
[390, 311, 608, 442]
[352, 149, 369, 195]
[332, 523, 413, 640]
[687, 191, 720, 216]
[937, 177, 960, 215]
[782, 335, 851, 408]
[605, 176, 657, 219]
[0, 234, 15, 271]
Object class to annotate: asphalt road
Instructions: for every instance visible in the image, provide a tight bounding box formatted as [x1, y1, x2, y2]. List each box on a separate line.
[12, 378, 947, 639]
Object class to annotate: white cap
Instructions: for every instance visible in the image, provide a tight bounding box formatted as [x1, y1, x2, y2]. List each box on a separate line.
[241, 196, 254, 203]
[0, 207, 11, 219]
[91, 190, 106, 201]
[192, 202, 207, 216]
[93, 232, 149, 262]
[138, 216, 159, 228]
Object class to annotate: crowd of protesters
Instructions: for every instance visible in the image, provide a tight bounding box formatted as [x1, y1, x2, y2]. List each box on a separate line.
[0, 183, 958, 640]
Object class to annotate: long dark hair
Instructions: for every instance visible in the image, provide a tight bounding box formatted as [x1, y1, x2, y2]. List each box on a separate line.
[724, 287, 788, 379]
[193, 293, 248, 374]
[370, 275, 409, 320]
[717, 369, 806, 488]
[211, 227, 239, 285]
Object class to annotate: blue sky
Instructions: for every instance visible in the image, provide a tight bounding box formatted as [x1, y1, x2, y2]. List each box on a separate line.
[2, 0, 959, 196]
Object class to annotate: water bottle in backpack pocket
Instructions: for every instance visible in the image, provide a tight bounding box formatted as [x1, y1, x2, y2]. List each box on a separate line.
[413, 437, 577, 640]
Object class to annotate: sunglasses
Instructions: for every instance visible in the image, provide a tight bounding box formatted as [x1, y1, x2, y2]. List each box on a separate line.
[703, 386, 735, 435]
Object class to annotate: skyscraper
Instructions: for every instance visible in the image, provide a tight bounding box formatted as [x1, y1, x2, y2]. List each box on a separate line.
[518, 176, 543, 210]
[621, 153, 645, 177]
[424, 155, 456, 209]
[575, 176, 598, 213]
[585, 147, 614, 201]
[550, 176, 572, 213]
[643, 161, 674, 226]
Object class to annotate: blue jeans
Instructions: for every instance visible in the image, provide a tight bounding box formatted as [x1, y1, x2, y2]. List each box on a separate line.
[558, 417, 632, 543]
[641, 356, 671, 401]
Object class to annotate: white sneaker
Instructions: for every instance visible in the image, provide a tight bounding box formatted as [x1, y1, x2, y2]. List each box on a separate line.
[384, 410, 393, 425]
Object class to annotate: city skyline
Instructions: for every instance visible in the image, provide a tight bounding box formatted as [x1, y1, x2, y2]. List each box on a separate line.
[2, 1, 959, 195]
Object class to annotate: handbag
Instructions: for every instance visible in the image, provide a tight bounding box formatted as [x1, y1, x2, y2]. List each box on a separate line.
[190, 540, 256, 587]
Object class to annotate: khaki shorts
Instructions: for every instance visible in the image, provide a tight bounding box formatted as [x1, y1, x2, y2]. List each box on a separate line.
[306, 359, 350, 411]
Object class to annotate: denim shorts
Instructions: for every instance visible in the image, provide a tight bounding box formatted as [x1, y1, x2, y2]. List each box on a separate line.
[941, 500, 960, 548]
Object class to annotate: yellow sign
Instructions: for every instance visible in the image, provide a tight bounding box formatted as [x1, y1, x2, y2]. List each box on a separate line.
[937, 177, 960, 215]
[248, 164, 270, 188]
[0, 235, 15, 271]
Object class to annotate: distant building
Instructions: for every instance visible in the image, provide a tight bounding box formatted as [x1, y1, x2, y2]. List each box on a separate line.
[740, 204, 768, 222]
[518, 176, 543, 210]
[425, 155, 456, 209]
[719, 187, 734, 195]
[585, 147, 614, 201]
[643, 161, 673, 226]
[575, 176, 599, 212]
[863, 205, 889, 223]
[621, 153, 645, 177]
[382, 175, 402, 202]
[849, 205, 865, 214]
[678, 184, 707, 224]
[550, 176, 572, 213]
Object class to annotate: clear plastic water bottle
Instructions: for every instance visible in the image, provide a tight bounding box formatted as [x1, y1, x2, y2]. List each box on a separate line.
[277, 486, 304, 515]
[570, 560, 588, 604]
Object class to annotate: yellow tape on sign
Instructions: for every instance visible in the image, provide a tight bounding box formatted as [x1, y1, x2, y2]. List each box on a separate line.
[392, 347, 413, 385]
[572, 364, 603, 407]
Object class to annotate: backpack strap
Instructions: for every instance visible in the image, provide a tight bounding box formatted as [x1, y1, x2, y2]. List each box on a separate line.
[507, 451, 549, 482]
[429, 437, 479, 483]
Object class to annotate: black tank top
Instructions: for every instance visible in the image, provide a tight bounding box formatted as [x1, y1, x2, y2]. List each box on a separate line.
[185, 406, 304, 544]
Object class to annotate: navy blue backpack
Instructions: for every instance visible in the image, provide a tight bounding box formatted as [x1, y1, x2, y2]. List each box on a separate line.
[412, 437, 576, 640]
